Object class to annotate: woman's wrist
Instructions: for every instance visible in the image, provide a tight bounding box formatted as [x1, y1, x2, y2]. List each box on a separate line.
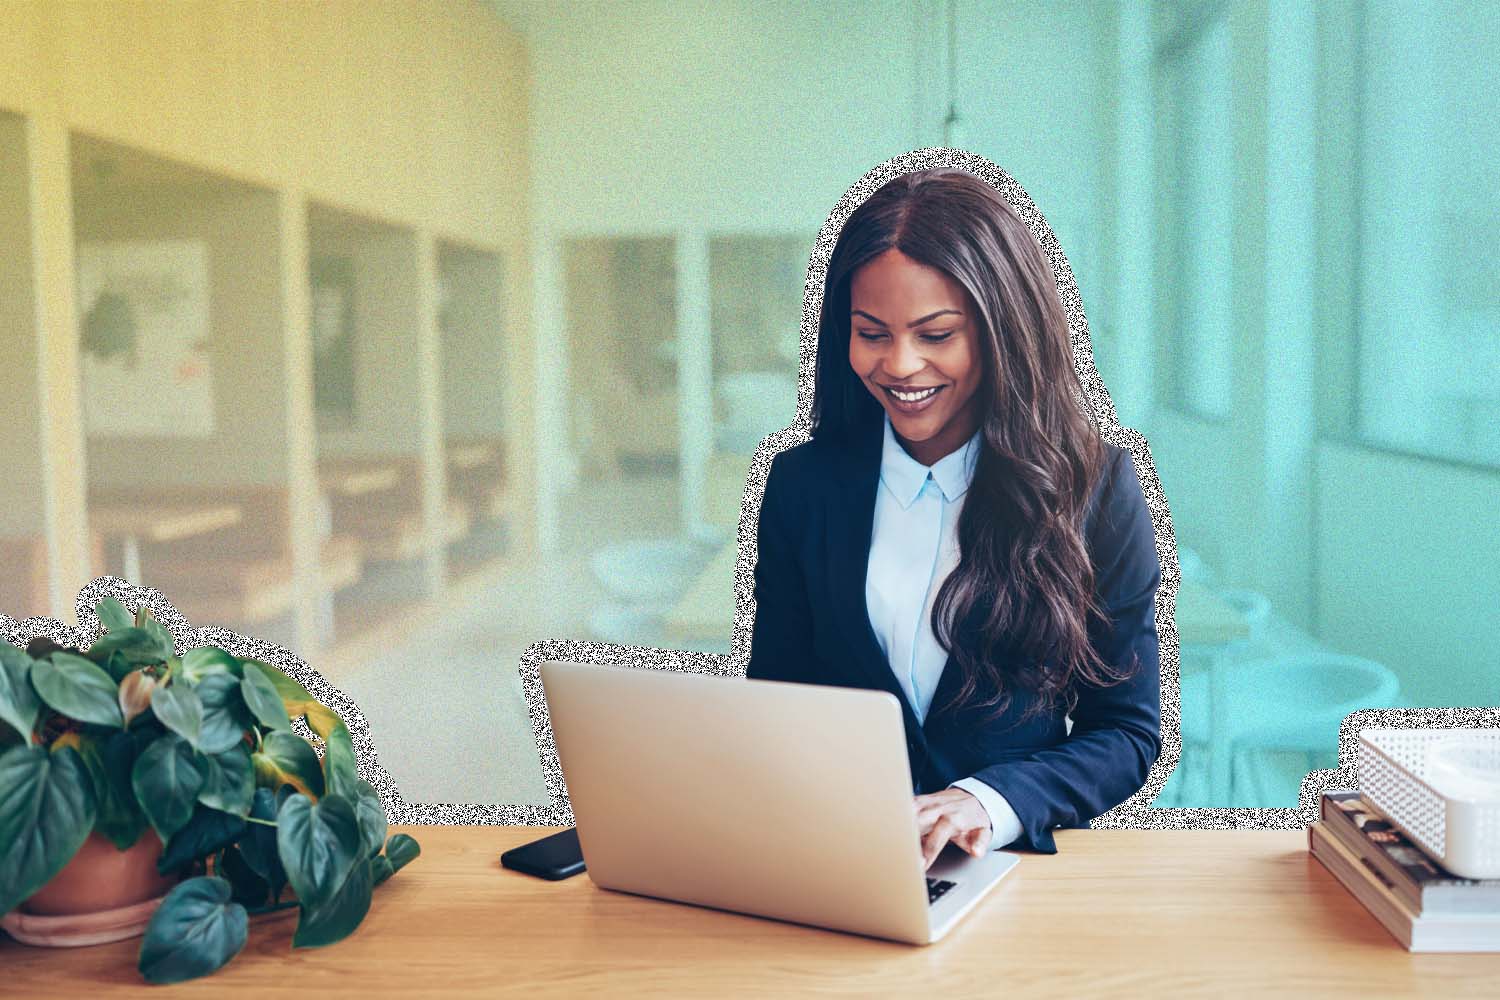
[949, 776, 1024, 849]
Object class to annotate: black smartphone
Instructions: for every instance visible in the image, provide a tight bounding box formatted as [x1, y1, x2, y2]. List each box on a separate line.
[500, 827, 586, 880]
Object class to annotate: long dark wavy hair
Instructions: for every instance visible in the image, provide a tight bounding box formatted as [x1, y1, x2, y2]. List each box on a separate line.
[812, 167, 1132, 722]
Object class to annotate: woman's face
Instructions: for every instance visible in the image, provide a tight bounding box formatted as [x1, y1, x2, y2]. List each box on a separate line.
[848, 247, 984, 466]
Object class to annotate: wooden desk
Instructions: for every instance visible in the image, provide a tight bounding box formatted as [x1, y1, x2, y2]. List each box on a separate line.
[4, 827, 1493, 996]
[89, 501, 244, 584]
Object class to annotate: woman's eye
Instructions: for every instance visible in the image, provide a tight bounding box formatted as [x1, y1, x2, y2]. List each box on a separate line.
[855, 331, 886, 341]
[920, 331, 954, 343]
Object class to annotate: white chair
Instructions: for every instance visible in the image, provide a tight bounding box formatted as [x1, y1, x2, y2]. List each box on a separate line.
[1176, 545, 1213, 587]
[586, 603, 667, 648]
[589, 537, 714, 604]
[587, 536, 718, 647]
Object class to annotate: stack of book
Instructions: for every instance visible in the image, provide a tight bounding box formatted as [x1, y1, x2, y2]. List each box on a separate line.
[1309, 790, 1500, 951]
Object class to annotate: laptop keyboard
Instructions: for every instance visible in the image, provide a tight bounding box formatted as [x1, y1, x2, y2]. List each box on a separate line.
[926, 877, 957, 905]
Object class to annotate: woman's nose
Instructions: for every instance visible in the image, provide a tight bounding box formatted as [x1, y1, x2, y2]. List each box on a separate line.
[885, 335, 925, 379]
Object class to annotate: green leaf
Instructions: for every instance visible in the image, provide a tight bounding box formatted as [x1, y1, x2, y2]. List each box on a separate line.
[276, 792, 360, 910]
[180, 647, 242, 684]
[150, 682, 204, 749]
[371, 854, 395, 886]
[301, 702, 344, 742]
[195, 673, 250, 755]
[243, 659, 340, 735]
[0, 642, 40, 746]
[132, 734, 206, 842]
[102, 650, 134, 683]
[322, 721, 359, 799]
[246, 657, 314, 704]
[0, 745, 97, 914]
[137, 609, 175, 661]
[137, 876, 248, 984]
[88, 627, 167, 666]
[240, 661, 291, 731]
[384, 833, 421, 875]
[293, 856, 372, 948]
[239, 788, 285, 898]
[29, 652, 123, 728]
[252, 730, 324, 798]
[96, 597, 135, 634]
[159, 805, 247, 874]
[198, 743, 255, 816]
[351, 779, 387, 859]
[76, 730, 149, 850]
[220, 846, 270, 908]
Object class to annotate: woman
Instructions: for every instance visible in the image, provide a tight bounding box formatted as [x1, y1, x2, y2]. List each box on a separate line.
[746, 167, 1161, 868]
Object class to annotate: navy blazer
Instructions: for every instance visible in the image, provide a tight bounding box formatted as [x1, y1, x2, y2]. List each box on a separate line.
[746, 415, 1162, 854]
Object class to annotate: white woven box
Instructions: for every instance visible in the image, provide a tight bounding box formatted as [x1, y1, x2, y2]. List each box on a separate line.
[1359, 728, 1500, 880]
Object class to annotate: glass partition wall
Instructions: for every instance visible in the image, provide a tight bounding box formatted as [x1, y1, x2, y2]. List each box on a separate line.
[558, 236, 691, 648]
[70, 135, 300, 648]
[439, 242, 512, 582]
[306, 203, 429, 645]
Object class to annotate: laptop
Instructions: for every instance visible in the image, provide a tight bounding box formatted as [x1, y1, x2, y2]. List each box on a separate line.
[538, 660, 1020, 944]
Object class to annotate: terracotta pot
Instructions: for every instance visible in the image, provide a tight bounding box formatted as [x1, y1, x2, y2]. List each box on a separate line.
[1, 830, 178, 947]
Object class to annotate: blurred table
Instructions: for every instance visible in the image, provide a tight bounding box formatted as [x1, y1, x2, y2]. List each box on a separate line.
[1176, 580, 1251, 646]
[1174, 580, 1253, 803]
[703, 451, 750, 531]
[89, 501, 243, 585]
[665, 540, 738, 645]
[3, 826, 1493, 996]
[319, 461, 402, 498]
[446, 442, 496, 471]
[667, 453, 751, 645]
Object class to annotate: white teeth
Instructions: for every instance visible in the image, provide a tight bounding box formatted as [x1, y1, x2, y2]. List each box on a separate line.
[889, 386, 939, 402]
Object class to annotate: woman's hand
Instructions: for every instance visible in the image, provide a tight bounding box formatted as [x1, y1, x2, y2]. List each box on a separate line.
[914, 788, 992, 869]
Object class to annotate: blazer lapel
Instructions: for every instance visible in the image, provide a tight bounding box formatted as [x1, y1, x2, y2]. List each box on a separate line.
[924, 647, 967, 734]
[823, 417, 928, 739]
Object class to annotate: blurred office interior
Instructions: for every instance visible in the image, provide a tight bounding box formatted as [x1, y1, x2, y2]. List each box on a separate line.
[0, 0, 1494, 808]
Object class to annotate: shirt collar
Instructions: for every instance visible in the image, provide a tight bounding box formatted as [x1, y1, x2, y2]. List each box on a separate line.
[879, 412, 982, 509]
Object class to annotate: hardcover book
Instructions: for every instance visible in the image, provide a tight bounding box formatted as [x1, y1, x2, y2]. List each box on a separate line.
[1320, 790, 1500, 915]
[1309, 822, 1500, 952]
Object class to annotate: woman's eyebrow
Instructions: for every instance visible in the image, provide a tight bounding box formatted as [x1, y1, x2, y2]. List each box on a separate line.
[852, 308, 963, 328]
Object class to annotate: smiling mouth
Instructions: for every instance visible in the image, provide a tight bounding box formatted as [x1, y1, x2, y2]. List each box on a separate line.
[879, 383, 946, 414]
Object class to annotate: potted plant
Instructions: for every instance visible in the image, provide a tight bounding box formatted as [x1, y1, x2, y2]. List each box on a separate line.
[0, 597, 419, 984]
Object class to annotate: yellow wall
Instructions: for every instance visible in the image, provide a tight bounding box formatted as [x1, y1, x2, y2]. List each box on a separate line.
[0, 0, 529, 243]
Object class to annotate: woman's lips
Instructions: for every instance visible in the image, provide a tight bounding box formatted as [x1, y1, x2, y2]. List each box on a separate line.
[881, 383, 945, 415]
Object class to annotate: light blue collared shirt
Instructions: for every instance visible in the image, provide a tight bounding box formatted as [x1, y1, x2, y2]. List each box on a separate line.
[865, 413, 1023, 850]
